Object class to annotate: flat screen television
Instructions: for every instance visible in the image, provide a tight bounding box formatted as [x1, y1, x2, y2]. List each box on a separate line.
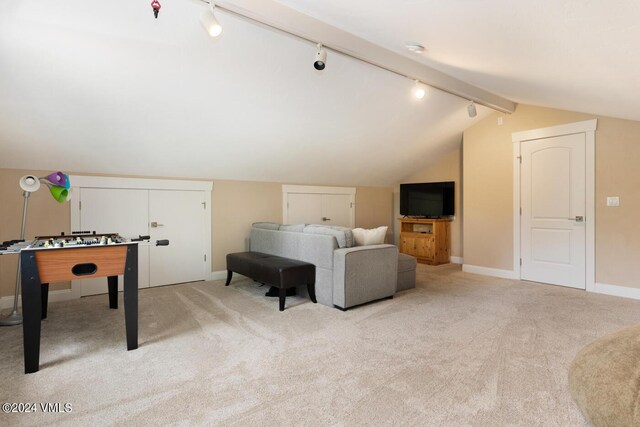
[400, 182, 455, 218]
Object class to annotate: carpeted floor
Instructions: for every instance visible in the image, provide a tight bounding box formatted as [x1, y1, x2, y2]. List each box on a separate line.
[2, 264, 640, 426]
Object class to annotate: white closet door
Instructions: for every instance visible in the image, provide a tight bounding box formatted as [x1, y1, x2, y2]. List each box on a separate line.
[322, 194, 352, 227]
[149, 190, 207, 287]
[286, 193, 323, 224]
[78, 188, 150, 296]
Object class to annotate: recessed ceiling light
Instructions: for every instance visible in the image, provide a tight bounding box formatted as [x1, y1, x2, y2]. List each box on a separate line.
[405, 43, 425, 54]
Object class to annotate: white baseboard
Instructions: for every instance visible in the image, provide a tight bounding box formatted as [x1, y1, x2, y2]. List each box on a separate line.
[450, 256, 463, 264]
[462, 264, 517, 280]
[0, 289, 75, 310]
[593, 282, 640, 301]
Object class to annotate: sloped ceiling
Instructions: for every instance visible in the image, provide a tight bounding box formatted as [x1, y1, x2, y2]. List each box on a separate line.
[277, 0, 640, 123]
[3, 2, 638, 187]
[0, 0, 498, 186]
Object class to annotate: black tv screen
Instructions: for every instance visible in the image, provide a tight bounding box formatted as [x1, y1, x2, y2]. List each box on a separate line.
[400, 182, 455, 218]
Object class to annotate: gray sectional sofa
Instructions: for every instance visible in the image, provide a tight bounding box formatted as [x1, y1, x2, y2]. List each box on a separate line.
[250, 222, 414, 310]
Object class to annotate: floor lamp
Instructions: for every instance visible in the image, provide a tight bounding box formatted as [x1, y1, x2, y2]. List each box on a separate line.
[0, 172, 71, 326]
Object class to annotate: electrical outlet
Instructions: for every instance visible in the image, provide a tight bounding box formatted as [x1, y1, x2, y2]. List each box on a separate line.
[607, 196, 620, 207]
[497, 117, 504, 126]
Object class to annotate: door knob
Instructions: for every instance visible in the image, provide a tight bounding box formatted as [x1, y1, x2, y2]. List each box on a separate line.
[322, 217, 331, 222]
[568, 216, 584, 222]
[150, 222, 165, 228]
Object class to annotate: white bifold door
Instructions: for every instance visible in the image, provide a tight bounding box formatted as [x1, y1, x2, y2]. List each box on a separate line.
[286, 193, 353, 227]
[77, 188, 208, 296]
[520, 133, 586, 289]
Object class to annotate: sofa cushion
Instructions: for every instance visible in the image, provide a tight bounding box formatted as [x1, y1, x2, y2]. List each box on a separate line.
[303, 225, 354, 248]
[252, 222, 281, 230]
[398, 253, 417, 273]
[352, 226, 388, 246]
[279, 224, 306, 232]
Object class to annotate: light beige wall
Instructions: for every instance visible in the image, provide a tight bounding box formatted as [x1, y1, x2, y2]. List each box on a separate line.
[463, 104, 640, 289]
[211, 183, 394, 270]
[0, 168, 71, 297]
[0, 170, 394, 296]
[211, 180, 283, 271]
[397, 148, 462, 258]
[354, 186, 394, 243]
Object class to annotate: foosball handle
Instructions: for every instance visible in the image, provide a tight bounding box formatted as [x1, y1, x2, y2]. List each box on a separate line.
[156, 239, 169, 246]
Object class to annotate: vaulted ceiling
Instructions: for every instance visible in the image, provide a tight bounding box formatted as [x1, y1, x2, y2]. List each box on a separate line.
[1, 1, 636, 186]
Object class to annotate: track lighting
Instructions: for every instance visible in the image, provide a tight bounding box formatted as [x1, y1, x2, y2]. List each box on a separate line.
[200, 3, 222, 38]
[314, 44, 327, 71]
[467, 101, 477, 118]
[413, 81, 426, 99]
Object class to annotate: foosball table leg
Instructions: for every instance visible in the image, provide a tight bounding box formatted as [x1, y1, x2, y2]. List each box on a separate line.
[108, 276, 118, 309]
[20, 251, 42, 374]
[41, 283, 49, 319]
[123, 245, 138, 351]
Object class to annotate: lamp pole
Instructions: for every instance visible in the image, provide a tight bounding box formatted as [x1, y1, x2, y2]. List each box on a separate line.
[0, 191, 30, 326]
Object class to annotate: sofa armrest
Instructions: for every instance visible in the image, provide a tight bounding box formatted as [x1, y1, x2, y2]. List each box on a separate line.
[333, 244, 398, 309]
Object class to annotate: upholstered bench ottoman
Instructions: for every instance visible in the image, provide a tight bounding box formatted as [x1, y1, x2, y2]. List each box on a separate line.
[225, 252, 316, 311]
[397, 253, 417, 291]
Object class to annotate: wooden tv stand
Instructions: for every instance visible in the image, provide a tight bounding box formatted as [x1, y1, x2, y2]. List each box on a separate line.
[399, 218, 451, 265]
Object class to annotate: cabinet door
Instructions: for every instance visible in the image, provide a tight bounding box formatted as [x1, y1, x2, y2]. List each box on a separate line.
[425, 236, 435, 260]
[322, 194, 352, 227]
[149, 190, 208, 287]
[415, 238, 428, 258]
[401, 236, 415, 256]
[79, 188, 150, 296]
[287, 193, 323, 224]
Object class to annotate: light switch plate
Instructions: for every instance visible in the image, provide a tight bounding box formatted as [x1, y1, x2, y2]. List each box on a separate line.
[607, 196, 620, 207]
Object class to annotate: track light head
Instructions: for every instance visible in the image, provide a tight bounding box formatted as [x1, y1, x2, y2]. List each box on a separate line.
[413, 80, 426, 99]
[467, 101, 477, 118]
[314, 44, 327, 71]
[200, 4, 222, 38]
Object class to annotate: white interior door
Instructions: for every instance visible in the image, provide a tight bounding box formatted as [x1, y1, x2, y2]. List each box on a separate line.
[521, 133, 586, 289]
[287, 193, 323, 224]
[149, 190, 207, 287]
[322, 194, 352, 227]
[78, 188, 150, 296]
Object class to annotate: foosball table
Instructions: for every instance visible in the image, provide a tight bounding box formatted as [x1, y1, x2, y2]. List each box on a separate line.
[16, 233, 166, 374]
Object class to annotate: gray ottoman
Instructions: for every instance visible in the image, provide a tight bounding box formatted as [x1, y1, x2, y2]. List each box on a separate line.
[397, 253, 417, 291]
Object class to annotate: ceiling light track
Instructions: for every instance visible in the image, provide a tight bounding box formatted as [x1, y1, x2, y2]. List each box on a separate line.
[196, 0, 504, 116]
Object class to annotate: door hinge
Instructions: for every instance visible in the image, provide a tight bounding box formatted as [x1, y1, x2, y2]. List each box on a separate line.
[202, 202, 206, 209]
[520, 207, 522, 215]
[79, 201, 82, 210]
[517, 156, 522, 163]
[204, 254, 207, 261]
[350, 202, 353, 208]
[520, 258, 522, 266]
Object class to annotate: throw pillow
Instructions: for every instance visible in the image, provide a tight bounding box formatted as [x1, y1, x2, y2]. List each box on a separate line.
[352, 226, 388, 246]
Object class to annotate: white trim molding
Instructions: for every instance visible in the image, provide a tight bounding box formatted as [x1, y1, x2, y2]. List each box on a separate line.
[511, 119, 597, 143]
[462, 264, 517, 280]
[512, 119, 597, 291]
[69, 175, 213, 192]
[593, 282, 640, 301]
[281, 185, 356, 195]
[450, 256, 463, 264]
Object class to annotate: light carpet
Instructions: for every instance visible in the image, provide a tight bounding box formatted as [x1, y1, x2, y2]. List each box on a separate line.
[2, 264, 640, 426]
